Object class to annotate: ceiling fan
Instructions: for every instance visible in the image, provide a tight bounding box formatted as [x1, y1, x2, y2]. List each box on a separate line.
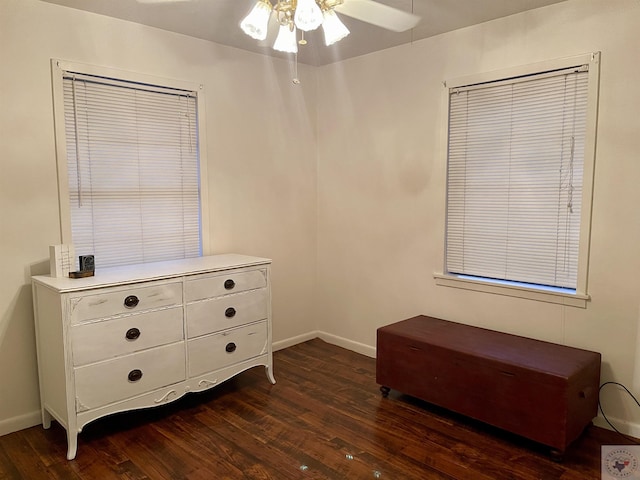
[135, 0, 421, 37]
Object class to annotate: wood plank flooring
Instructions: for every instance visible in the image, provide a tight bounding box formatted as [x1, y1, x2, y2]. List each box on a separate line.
[0, 338, 634, 479]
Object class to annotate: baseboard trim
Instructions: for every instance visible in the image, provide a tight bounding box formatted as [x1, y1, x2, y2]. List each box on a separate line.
[593, 414, 640, 439]
[0, 410, 41, 437]
[317, 331, 376, 358]
[274, 330, 376, 358]
[273, 330, 376, 358]
[273, 331, 320, 352]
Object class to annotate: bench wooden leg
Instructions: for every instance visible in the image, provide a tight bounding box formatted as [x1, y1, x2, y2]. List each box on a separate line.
[550, 449, 564, 462]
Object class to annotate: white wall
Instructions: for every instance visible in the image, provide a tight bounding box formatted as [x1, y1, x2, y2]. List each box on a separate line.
[0, 0, 318, 434]
[316, 0, 640, 436]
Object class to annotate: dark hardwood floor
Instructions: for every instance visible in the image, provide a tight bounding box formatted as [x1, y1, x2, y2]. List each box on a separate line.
[0, 338, 634, 479]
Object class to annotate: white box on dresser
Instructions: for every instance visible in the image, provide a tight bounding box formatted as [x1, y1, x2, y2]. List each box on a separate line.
[32, 254, 274, 460]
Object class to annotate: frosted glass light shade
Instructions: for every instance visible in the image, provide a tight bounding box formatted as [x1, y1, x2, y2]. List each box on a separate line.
[294, 0, 323, 32]
[240, 0, 272, 41]
[273, 24, 298, 53]
[322, 9, 349, 46]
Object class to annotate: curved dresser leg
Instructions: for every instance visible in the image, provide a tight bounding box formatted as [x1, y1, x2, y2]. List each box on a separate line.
[380, 386, 390, 397]
[66, 431, 78, 460]
[265, 365, 276, 385]
[42, 409, 52, 429]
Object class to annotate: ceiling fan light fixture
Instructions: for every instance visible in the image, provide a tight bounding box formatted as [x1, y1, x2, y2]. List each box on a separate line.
[273, 23, 298, 53]
[321, 8, 349, 46]
[240, 0, 272, 41]
[294, 0, 323, 32]
[239, 0, 418, 62]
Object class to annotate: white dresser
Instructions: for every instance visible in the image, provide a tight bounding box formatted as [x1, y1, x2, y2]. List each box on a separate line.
[32, 254, 274, 460]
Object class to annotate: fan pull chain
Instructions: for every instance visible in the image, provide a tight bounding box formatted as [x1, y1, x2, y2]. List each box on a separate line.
[411, 0, 415, 44]
[293, 52, 301, 84]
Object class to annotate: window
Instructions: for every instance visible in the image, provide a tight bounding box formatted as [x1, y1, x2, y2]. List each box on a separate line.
[51, 60, 208, 269]
[437, 53, 600, 307]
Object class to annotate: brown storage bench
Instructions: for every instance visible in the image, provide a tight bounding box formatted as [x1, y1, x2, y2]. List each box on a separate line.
[376, 315, 601, 458]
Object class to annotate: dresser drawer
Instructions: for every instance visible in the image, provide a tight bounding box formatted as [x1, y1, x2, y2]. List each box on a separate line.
[71, 306, 184, 366]
[185, 269, 267, 302]
[188, 321, 268, 377]
[74, 342, 185, 411]
[186, 289, 268, 339]
[70, 282, 182, 324]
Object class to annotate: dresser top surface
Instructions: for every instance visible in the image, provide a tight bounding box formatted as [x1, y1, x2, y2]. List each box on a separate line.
[378, 315, 601, 378]
[32, 254, 271, 292]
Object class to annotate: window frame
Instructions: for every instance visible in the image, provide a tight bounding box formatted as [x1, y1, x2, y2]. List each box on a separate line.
[50, 59, 210, 265]
[435, 52, 600, 308]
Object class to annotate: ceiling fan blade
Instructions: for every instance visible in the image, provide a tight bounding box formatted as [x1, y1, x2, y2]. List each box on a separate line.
[334, 0, 420, 32]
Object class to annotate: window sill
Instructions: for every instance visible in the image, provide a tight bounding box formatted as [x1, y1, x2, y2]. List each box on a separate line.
[433, 273, 590, 308]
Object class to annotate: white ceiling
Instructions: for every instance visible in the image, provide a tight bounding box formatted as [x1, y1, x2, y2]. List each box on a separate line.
[39, 0, 568, 66]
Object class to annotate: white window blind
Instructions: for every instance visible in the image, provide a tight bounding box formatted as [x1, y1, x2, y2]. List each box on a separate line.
[62, 72, 202, 269]
[445, 66, 589, 291]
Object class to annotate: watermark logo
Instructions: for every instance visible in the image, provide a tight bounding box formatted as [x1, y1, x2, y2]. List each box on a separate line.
[602, 446, 640, 479]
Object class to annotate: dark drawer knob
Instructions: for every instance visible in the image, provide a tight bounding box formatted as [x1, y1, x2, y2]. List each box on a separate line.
[124, 295, 139, 308]
[128, 369, 143, 382]
[225, 342, 237, 353]
[224, 279, 235, 290]
[125, 328, 140, 340]
[225, 307, 236, 318]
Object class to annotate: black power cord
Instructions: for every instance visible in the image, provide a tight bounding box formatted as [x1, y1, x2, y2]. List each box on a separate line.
[598, 381, 640, 444]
